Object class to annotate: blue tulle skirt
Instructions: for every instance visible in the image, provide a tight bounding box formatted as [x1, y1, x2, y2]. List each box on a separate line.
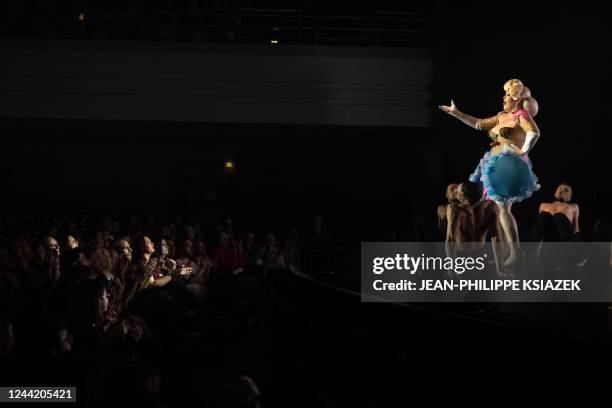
[469, 145, 540, 204]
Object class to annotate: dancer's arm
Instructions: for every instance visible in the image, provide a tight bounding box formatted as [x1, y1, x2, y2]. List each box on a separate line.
[518, 115, 540, 154]
[439, 100, 496, 131]
[445, 205, 455, 243]
[445, 205, 457, 262]
[572, 204, 580, 233]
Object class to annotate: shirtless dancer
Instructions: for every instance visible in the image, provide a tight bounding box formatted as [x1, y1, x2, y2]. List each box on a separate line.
[413, 183, 458, 242]
[538, 183, 580, 237]
[445, 181, 505, 276]
[445, 181, 503, 244]
[437, 183, 459, 233]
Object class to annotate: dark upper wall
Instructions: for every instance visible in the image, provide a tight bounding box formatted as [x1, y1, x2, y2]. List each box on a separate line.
[0, 39, 432, 127]
[0, 119, 435, 238]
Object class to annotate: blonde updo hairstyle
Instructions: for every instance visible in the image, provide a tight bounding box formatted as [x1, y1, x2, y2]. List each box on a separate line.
[503, 78, 539, 117]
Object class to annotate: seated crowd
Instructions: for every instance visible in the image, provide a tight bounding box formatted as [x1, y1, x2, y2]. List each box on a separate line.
[0, 193, 608, 406]
[0, 212, 323, 407]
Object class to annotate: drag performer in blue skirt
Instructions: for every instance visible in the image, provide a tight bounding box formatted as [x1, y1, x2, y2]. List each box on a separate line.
[439, 79, 541, 266]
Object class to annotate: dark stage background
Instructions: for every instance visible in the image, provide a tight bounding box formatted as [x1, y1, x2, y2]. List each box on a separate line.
[1, 3, 609, 238]
[1, 0, 610, 237]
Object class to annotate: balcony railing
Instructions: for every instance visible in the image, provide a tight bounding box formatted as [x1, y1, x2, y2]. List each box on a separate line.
[0, 8, 432, 47]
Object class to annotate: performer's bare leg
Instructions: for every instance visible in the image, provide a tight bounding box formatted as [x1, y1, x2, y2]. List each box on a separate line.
[495, 201, 520, 266]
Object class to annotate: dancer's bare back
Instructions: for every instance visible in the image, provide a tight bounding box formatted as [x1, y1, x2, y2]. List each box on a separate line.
[446, 200, 502, 243]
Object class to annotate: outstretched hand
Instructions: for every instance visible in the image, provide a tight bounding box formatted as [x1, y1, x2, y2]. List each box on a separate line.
[438, 100, 459, 116]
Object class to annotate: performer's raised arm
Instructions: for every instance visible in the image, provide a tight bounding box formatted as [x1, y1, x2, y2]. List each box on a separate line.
[438, 100, 497, 131]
